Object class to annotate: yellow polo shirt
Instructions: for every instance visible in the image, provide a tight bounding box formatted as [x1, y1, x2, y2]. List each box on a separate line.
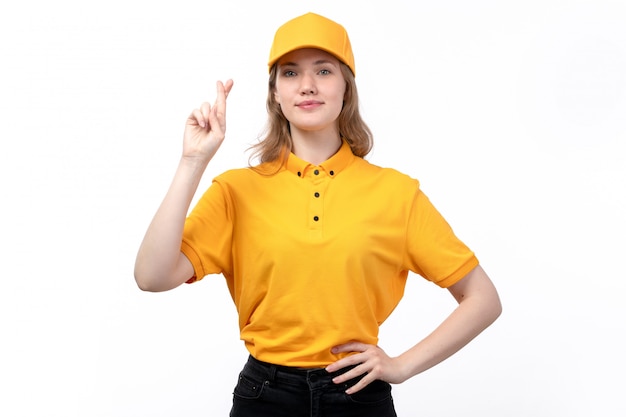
[181, 140, 478, 367]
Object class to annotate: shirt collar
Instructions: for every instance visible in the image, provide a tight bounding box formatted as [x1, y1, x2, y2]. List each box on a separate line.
[284, 139, 355, 179]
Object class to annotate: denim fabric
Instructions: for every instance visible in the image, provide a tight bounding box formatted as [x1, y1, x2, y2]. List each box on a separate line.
[230, 355, 397, 417]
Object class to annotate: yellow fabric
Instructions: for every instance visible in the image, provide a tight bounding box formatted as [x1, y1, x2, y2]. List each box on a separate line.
[181, 140, 478, 367]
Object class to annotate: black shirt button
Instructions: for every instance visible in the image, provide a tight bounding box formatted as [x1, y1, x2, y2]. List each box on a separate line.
[314, 192, 320, 198]
[314, 169, 319, 175]
[297, 172, 301, 177]
[329, 170, 334, 176]
[313, 216, 319, 221]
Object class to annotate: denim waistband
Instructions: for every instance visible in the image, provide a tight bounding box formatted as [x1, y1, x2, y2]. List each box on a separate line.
[244, 355, 359, 389]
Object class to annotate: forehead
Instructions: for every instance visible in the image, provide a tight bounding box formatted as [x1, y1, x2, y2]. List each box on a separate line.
[277, 48, 341, 66]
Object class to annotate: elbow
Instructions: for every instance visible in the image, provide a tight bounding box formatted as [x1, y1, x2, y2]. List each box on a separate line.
[134, 265, 184, 293]
[133, 251, 191, 292]
[134, 271, 156, 292]
[472, 284, 503, 327]
[134, 257, 154, 291]
[134, 267, 166, 293]
[488, 292, 503, 325]
[493, 303, 503, 324]
[135, 280, 153, 293]
[135, 277, 170, 293]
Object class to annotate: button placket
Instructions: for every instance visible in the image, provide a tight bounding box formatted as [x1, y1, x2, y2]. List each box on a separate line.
[308, 167, 326, 230]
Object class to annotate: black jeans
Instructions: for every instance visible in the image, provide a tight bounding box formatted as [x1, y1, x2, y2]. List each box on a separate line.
[230, 355, 397, 417]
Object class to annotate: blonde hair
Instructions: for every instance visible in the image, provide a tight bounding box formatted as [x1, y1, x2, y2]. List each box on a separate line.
[248, 62, 373, 167]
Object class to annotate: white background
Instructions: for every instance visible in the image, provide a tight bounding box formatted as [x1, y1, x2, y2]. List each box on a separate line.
[1, 0, 625, 415]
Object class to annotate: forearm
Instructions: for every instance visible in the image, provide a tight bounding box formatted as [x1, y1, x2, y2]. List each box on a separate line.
[398, 267, 502, 381]
[400, 298, 500, 380]
[134, 157, 208, 291]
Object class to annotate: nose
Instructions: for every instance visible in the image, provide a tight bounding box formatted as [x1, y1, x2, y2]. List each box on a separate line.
[299, 72, 316, 95]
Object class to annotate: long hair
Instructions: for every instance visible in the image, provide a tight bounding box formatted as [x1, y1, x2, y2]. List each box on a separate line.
[248, 62, 373, 167]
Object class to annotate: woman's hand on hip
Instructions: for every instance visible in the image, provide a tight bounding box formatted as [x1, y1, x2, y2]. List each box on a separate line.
[325, 342, 407, 394]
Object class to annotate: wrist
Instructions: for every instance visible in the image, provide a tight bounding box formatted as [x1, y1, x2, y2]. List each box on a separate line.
[180, 154, 210, 172]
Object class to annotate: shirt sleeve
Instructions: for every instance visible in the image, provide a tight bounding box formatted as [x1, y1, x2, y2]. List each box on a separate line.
[181, 179, 234, 282]
[404, 187, 479, 288]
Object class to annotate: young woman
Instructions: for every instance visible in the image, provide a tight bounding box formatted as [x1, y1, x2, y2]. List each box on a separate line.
[134, 12, 502, 417]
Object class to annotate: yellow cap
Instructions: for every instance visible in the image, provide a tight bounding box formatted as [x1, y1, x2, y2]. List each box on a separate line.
[268, 12, 355, 76]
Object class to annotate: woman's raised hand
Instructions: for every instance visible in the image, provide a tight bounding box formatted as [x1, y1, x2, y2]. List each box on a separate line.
[183, 79, 234, 163]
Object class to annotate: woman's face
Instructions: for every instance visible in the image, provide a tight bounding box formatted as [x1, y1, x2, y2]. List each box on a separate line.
[273, 48, 346, 135]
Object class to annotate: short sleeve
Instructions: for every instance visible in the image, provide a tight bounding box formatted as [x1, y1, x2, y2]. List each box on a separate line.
[181, 179, 234, 282]
[404, 188, 479, 288]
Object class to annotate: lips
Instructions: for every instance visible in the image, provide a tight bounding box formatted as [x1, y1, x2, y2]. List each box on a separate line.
[297, 100, 323, 109]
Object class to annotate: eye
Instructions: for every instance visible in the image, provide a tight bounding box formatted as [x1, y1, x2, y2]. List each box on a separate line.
[319, 69, 331, 75]
[282, 70, 297, 77]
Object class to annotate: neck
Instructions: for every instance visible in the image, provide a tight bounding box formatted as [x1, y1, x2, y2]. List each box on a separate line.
[291, 128, 342, 165]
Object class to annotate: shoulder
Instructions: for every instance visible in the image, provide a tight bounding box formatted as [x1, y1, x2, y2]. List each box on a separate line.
[211, 167, 257, 190]
[212, 163, 284, 187]
[353, 157, 421, 190]
[213, 167, 255, 182]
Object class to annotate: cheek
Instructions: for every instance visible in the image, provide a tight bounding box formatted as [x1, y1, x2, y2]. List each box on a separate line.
[332, 91, 346, 113]
[273, 81, 289, 102]
[334, 83, 347, 106]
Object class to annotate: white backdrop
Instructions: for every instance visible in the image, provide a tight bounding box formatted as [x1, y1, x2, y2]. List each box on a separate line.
[1, 1, 625, 416]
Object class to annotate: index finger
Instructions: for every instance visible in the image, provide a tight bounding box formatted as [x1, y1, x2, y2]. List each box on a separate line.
[331, 341, 369, 355]
[215, 79, 234, 103]
[223, 78, 234, 97]
[212, 80, 233, 117]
